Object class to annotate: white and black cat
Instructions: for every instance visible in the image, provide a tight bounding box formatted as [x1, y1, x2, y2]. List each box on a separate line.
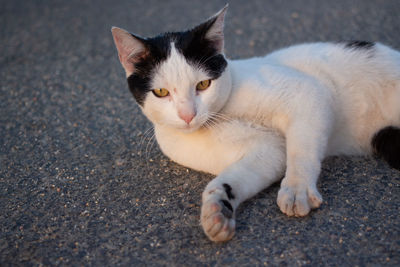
[111, 5, 400, 242]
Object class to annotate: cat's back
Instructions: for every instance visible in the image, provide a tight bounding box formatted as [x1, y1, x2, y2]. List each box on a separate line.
[230, 42, 399, 95]
[264, 42, 400, 88]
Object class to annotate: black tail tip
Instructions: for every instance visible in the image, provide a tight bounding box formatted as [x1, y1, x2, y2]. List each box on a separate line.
[372, 126, 400, 170]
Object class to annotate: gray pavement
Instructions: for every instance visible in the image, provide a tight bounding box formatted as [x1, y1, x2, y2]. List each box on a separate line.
[1, 0, 399, 265]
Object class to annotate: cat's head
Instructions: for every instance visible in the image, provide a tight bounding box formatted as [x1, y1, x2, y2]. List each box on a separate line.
[111, 6, 231, 132]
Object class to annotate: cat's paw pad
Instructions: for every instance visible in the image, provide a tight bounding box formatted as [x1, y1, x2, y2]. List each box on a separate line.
[201, 199, 235, 242]
[277, 184, 322, 217]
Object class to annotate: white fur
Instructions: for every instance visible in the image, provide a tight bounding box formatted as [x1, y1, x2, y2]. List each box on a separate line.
[112, 11, 400, 242]
[143, 43, 232, 132]
[149, 42, 400, 241]
[152, 42, 400, 171]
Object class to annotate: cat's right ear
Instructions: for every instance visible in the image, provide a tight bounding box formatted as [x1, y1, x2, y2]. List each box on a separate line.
[111, 27, 147, 77]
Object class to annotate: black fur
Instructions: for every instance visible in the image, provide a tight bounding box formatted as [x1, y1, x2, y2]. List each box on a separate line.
[174, 17, 227, 79]
[371, 126, 400, 170]
[223, 183, 235, 200]
[345, 40, 375, 50]
[220, 199, 233, 218]
[126, 17, 227, 106]
[127, 35, 171, 106]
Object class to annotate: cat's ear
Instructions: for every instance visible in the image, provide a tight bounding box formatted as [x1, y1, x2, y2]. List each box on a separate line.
[198, 4, 228, 53]
[111, 27, 148, 77]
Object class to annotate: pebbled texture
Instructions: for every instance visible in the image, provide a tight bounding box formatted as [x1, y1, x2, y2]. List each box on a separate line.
[1, 0, 399, 265]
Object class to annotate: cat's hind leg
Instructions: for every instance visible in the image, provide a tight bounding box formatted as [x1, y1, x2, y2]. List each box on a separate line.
[201, 131, 285, 242]
[372, 126, 400, 170]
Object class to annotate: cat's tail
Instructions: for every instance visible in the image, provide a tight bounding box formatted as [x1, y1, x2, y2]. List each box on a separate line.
[371, 126, 400, 170]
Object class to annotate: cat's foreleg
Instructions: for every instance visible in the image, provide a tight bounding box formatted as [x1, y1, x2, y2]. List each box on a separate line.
[200, 135, 285, 242]
[277, 114, 332, 217]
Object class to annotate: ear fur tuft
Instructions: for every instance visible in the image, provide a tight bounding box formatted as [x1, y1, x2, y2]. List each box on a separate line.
[111, 27, 147, 76]
[203, 5, 228, 53]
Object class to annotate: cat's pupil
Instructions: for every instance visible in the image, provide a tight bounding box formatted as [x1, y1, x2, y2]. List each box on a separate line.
[152, 88, 169, 97]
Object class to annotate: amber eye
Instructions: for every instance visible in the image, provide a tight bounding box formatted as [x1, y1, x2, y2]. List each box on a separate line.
[152, 88, 169, 97]
[196, 79, 211, 91]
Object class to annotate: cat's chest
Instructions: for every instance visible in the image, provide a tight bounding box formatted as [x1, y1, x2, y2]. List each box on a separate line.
[154, 123, 251, 175]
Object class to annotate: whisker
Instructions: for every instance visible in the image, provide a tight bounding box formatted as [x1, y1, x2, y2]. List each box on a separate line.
[208, 112, 234, 124]
[205, 115, 224, 131]
[197, 53, 220, 67]
[138, 126, 155, 154]
[145, 131, 156, 160]
[138, 127, 154, 146]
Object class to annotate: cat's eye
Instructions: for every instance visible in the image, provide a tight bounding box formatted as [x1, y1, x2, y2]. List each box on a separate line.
[152, 88, 169, 97]
[196, 79, 212, 91]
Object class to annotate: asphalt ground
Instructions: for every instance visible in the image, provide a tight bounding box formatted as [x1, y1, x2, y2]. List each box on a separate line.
[1, 0, 399, 265]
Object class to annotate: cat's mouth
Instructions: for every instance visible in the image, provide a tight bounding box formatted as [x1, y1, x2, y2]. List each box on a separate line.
[175, 119, 209, 133]
[173, 121, 202, 133]
[173, 113, 227, 132]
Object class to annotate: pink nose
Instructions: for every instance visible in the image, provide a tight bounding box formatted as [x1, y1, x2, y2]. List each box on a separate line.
[178, 110, 196, 124]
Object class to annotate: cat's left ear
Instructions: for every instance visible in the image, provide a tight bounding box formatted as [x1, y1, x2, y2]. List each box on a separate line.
[199, 4, 228, 53]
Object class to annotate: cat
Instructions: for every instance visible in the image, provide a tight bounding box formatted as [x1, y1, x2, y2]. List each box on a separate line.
[111, 5, 400, 242]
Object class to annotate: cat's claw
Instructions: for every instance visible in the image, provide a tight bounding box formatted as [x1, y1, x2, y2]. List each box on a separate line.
[277, 184, 322, 217]
[201, 199, 236, 242]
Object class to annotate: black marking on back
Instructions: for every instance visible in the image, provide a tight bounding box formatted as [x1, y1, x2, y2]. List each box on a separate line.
[223, 183, 235, 200]
[371, 126, 400, 170]
[345, 40, 375, 50]
[126, 18, 227, 106]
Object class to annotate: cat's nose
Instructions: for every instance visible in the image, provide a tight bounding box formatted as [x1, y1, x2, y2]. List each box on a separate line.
[178, 110, 196, 124]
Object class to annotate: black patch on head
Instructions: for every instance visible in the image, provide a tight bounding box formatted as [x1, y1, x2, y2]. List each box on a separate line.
[371, 126, 400, 170]
[127, 35, 171, 106]
[174, 18, 227, 79]
[126, 17, 227, 106]
[223, 183, 235, 200]
[220, 199, 233, 218]
[345, 40, 375, 50]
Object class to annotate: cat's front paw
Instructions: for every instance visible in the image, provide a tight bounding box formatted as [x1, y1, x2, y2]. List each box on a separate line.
[201, 198, 235, 242]
[277, 183, 323, 217]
